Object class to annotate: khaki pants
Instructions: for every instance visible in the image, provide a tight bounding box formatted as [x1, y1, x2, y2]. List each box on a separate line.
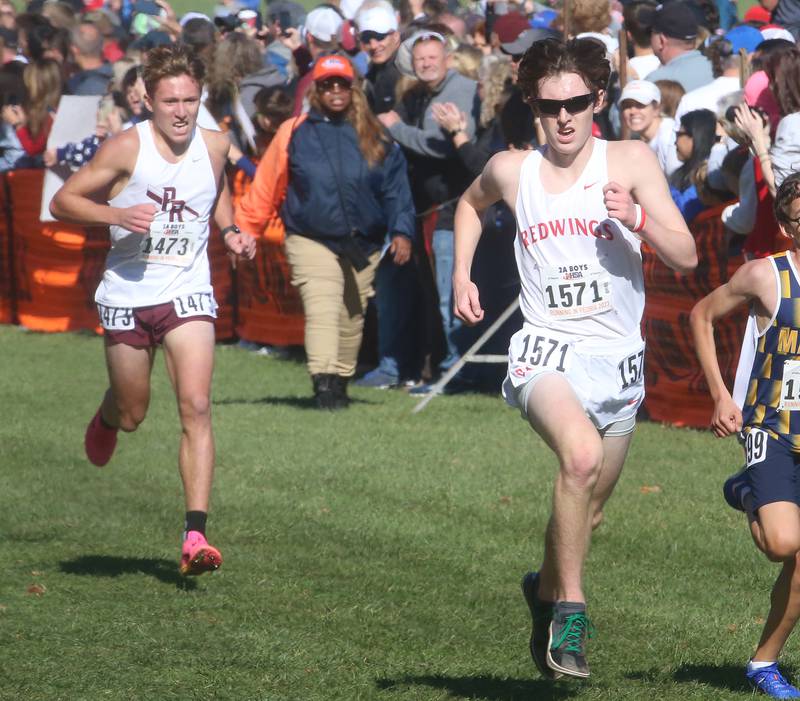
[285, 234, 380, 377]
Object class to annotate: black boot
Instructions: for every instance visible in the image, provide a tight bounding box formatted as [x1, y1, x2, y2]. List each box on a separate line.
[312, 374, 338, 410]
[331, 375, 350, 409]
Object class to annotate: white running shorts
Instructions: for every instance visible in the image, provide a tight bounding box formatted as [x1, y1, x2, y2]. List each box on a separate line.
[501, 323, 645, 433]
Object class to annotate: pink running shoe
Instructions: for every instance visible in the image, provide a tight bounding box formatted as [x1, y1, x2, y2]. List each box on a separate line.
[84, 410, 118, 467]
[180, 530, 223, 576]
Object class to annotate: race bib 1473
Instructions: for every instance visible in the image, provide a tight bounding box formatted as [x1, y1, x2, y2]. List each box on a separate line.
[97, 303, 134, 331]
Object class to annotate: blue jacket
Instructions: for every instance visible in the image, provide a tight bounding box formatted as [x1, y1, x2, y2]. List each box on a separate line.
[282, 109, 415, 254]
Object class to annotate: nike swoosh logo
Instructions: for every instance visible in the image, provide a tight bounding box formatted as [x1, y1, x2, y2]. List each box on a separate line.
[584, 182, 597, 189]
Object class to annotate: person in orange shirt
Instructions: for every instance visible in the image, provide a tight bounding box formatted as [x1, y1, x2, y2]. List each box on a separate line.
[236, 55, 415, 409]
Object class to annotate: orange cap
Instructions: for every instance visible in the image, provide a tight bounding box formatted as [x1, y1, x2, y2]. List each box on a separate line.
[311, 55, 354, 83]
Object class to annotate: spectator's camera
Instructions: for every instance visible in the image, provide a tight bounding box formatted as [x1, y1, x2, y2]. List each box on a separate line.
[214, 14, 240, 33]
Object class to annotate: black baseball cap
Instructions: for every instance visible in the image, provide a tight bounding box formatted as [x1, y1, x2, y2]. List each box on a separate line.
[640, 1, 698, 40]
[501, 27, 560, 56]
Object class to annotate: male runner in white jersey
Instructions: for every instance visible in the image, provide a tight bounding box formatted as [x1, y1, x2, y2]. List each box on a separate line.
[452, 38, 697, 679]
[50, 44, 256, 576]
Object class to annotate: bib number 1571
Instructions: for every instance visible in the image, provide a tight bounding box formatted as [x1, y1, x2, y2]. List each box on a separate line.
[617, 348, 644, 390]
[516, 334, 569, 372]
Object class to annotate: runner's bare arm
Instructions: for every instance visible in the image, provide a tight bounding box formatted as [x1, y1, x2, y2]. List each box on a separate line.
[50, 130, 156, 234]
[453, 152, 519, 325]
[205, 130, 257, 260]
[689, 258, 774, 437]
[217, 174, 256, 260]
[606, 140, 697, 274]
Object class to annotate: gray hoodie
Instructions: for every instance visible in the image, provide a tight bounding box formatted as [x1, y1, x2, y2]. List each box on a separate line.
[388, 69, 478, 159]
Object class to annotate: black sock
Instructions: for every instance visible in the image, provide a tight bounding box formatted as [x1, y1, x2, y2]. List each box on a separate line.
[98, 413, 115, 430]
[185, 511, 207, 535]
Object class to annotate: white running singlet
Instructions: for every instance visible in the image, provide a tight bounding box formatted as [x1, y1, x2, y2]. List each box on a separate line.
[513, 138, 645, 341]
[95, 121, 217, 308]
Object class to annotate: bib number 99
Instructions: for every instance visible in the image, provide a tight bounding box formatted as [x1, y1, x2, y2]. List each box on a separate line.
[745, 428, 767, 466]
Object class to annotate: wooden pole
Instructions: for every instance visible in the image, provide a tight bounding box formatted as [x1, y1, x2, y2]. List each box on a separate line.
[563, 0, 571, 39]
[739, 47, 748, 88]
[619, 20, 630, 140]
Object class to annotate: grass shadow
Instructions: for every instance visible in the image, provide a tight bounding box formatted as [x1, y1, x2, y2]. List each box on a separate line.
[60, 555, 197, 590]
[672, 663, 749, 692]
[376, 674, 580, 700]
[213, 395, 378, 409]
[670, 662, 798, 694]
[627, 663, 751, 694]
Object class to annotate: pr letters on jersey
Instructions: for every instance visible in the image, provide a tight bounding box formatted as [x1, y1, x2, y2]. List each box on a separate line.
[173, 292, 218, 319]
[540, 262, 612, 319]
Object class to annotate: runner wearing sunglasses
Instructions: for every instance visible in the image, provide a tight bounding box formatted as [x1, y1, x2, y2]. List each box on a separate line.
[452, 37, 697, 680]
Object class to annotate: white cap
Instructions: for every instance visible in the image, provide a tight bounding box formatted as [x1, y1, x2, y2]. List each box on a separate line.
[357, 4, 397, 33]
[339, 0, 363, 20]
[575, 31, 618, 59]
[760, 26, 795, 43]
[304, 7, 343, 42]
[179, 11, 211, 27]
[619, 79, 661, 106]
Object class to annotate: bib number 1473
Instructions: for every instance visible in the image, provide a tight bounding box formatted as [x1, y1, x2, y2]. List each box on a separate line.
[516, 334, 569, 372]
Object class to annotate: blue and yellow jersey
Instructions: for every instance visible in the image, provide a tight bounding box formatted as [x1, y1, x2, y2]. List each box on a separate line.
[742, 252, 800, 450]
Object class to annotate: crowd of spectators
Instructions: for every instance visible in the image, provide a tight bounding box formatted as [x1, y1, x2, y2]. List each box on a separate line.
[3, 0, 800, 402]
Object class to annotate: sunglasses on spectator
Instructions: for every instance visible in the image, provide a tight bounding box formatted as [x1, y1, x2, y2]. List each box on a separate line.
[676, 130, 690, 138]
[532, 93, 596, 116]
[318, 77, 352, 93]
[360, 30, 391, 43]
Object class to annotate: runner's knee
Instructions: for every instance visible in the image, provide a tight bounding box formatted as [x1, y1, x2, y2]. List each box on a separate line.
[762, 531, 800, 562]
[178, 393, 211, 425]
[560, 444, 603, 488]
[117, 406, 147, 432]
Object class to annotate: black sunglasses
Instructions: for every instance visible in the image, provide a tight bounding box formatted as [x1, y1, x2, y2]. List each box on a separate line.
[360, 30, 391, 43]
[318, 77, 352, 93]
[533, 93, 596, 116]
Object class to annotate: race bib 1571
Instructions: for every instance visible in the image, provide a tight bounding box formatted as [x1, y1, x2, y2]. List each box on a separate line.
[540, 262, 612, 319]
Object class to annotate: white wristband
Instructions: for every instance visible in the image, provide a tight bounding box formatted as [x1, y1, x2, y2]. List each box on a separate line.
[632, 204, 643, 232]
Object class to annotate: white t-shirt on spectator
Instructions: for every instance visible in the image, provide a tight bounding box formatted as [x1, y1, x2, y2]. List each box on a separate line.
[722, 155, 757, 235]
[673, 76, 741, 128]
[771, 112, 800, 188]
[649, 117, 682, 176]
[631, 54, 661, 81]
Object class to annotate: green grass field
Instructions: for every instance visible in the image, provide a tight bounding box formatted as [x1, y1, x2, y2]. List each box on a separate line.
[0, 323, 790, 700]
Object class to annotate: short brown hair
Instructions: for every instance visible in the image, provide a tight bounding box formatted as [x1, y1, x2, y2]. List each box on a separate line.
[143, 43, 205, 98]
[653, 79, 684, 118]
[774, 172, 800, 227]
[766, 46, 800, 118]
[560, 0, 610, 34]
[517, 37, 609, 103]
